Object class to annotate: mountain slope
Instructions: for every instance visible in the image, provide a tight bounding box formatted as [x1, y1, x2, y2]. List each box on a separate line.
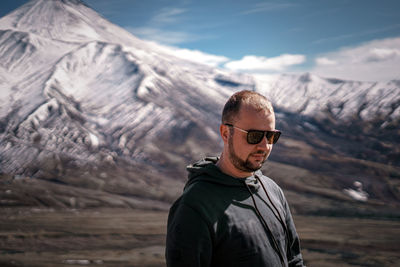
[255, 73, 400, 123]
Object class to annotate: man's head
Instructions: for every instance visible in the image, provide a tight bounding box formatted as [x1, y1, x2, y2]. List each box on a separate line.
[218, 90, 279, 177]
[221, 90, 274, 125]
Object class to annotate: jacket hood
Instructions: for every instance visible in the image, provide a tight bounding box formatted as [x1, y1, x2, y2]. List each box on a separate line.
[185, 157, 262, 190]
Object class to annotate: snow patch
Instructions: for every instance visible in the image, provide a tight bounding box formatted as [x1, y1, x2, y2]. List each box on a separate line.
[343, 181, 369, 202]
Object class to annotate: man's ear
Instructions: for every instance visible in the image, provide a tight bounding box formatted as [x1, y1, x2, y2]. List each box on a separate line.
[220, 124, 230, 144]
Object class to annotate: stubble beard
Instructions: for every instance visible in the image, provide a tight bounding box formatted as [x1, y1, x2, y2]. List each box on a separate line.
[228, 137, 267, 173]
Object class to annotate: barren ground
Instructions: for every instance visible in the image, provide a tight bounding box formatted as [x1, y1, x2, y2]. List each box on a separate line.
[0, 207, 399, 267]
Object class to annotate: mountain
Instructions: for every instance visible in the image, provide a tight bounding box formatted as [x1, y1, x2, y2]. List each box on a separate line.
[255, 73, 400, 166]
[0, 0, 399, 215]
[255, 73, 400, 123]
[0, 0, 254, 208]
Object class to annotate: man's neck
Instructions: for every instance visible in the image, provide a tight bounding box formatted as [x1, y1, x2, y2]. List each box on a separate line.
[216, 154, 253, 178]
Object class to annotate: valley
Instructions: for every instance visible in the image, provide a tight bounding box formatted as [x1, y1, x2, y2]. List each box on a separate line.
[0, 207, 398, 267]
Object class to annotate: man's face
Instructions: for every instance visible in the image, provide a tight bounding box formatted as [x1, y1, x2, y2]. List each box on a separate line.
[227, 105, 276, 173]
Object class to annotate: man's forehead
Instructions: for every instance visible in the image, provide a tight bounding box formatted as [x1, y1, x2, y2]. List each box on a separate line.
[239, 103, 274, 116]
[235, 105, 275, 126]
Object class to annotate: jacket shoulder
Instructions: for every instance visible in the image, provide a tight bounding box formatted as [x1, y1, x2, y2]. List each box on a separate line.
[172, 175, 234, 223]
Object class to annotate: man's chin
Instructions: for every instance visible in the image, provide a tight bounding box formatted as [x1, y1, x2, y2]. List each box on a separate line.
[245, 160, 263, 172]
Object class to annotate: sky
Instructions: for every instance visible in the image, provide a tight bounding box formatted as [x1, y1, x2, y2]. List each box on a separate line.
[1, 0, 400, 82]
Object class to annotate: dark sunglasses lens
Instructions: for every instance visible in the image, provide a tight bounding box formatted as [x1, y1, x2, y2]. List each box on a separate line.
[268, 131, 281, 144]
[275, 132, 281, 143]
[247, 131, 281, 144]
[247, 131, 265, 144]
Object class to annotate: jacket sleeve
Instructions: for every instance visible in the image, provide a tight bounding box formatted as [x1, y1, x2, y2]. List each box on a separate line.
[166, 201, 212, 267]
[283, 197, 306, 267]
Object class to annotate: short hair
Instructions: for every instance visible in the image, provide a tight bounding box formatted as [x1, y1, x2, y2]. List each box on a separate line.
[221, 90, 274, 124]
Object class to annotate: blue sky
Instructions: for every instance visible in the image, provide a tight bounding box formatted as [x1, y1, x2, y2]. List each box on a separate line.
[1, 0, 400, 81]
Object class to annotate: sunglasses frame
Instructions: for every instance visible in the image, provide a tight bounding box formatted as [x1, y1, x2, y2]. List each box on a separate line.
[225, 124, 281, 144]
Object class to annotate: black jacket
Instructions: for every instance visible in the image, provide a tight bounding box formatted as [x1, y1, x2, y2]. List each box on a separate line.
[166, 157, 305, 267]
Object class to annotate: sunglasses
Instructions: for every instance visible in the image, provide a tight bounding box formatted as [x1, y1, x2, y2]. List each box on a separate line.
[225, 124, 281, 144]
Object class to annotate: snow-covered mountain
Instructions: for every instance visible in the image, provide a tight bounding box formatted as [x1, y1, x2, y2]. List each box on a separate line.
[0, 0, 253, 176]
[0, 0, 399, 180]
[255, 73, 399, 123]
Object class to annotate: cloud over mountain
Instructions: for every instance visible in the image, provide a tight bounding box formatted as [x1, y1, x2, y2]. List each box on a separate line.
[313, 37, 400, 81]
[224, 54, 306, 72]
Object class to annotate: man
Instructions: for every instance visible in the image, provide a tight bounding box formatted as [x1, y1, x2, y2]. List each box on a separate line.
[166, 90, 305, 267]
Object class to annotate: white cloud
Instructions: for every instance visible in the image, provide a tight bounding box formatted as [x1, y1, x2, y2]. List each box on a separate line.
[312, 37, 400, 81]
[224, 54, 306, 72]
[145, 41, 230, 67]
[167, 48, 229, 67]
[366, 48, 400, 62]
[315, 57, 337, 66]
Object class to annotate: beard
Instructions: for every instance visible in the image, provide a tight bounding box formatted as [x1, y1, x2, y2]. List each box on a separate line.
[228, 137, 267, 173]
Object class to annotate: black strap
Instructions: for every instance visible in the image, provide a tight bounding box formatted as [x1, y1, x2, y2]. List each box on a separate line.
[243, 180, 286, 266]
